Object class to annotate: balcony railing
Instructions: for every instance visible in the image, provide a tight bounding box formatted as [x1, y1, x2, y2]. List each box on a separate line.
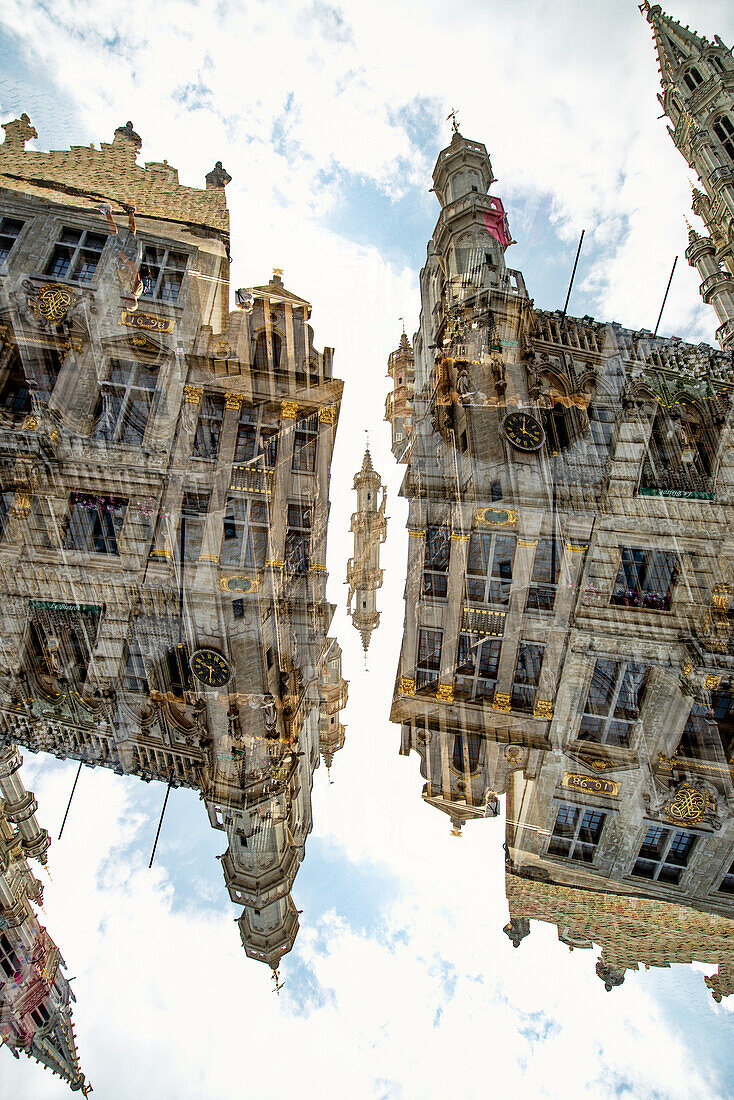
[639, 461, 714, 500]
[229, 465, 273, 494]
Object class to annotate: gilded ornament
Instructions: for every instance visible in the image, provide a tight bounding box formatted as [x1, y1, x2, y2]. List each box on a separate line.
[682, 662, 693, 676]
[214, 342, 231, 359]
[183, 385, 203, 405]
[21, 415, 38, 431]
[436, 682, 454, 703]
[451, 532, 471, 541]
[399, 677, 416, 696]
[565, 542, 589, 553]
[533, 697, 554, 719]
[318, 405, 336, 424]
[224, 392, 243, 410]
[664, 782, 713, 826]
[281, 400, 298, 419]
[705, 674, 722, 689]
[562, 772, 619, 797]
[32, 283, 75, 324]
[492, 691, 511, 713]
[518, 537, 539, 548]
[476, 507, 517, 528]
[120, 309, 174, 334]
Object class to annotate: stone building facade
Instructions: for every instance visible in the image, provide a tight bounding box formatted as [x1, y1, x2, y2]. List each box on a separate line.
[388, 8, 734, 997]
[0, 107, 347, 1079]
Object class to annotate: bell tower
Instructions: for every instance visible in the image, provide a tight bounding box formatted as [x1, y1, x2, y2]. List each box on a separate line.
[643, 2, 734, 347]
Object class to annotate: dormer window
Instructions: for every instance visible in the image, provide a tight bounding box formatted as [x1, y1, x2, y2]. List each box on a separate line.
[684, 66, 704, 92]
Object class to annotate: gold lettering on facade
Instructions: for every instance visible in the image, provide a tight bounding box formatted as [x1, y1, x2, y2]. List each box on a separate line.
[120, 310, 174, 334]
[562, 773, 620, 797]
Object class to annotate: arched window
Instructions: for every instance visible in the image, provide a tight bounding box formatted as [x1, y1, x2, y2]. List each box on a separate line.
[253, 333, 282, 371]
[684, 66, 704, 92]
[711, 55, 727, 74]
[713, 115, 734, 161]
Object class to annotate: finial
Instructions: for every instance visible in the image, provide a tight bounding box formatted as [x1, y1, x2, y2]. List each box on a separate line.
[114, 120, 141, 148]
[272, 968, 285, 995]
[446, 108, 460, 134]
[450, 827, 462, 837]
[399, 315, 405, 334]
[684, 215, 699, 241]
[1, 113, 37, 150]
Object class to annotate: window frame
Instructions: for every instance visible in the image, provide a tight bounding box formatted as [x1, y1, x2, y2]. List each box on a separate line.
[44, 225, 107, 284]
[139, 243, 189, 303]
[292, 412, 319, 473]
[466, 529, 516, 605]
[610, 546, 679, 611]
[631, 823, 697, 884]
[455, 632, 501, 700]
[510, 640, 544, 712]
[63, 494, 128, 555]
[422, 524, 451, 599]
[192, 393, 226, 460]
[547, 801, 607, 863]
[221, 495, 269, 570]
[0, 215, 25, 264]
[416, 628, 443, 690]
[577, 657, 648, 746]
[234, 404, 279, 469]
[93, 361, 157, 447]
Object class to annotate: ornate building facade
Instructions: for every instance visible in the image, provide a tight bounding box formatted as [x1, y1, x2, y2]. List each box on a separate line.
[0, 110, 347, 1089]
[388, 9, 734, 998]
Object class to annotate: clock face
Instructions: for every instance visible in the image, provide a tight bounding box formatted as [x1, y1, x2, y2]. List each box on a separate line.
[190, 648, 232, 688]
[502, 411, 545, 452]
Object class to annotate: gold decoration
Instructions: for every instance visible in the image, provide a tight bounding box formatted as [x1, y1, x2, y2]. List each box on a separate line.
[493, 691, 511, 713]
[408, 529, 426, 538]
[712, 584, 731, 611]
[533, 698, 554, 719]
[49, 428, 59, 443]
[218, 575, 260, 593]
[683, 662, 693, 676]
[308, 563, 327, 572]
[518, 537, 539, 548]
[476, 507, 517, 528]
[281, 401, 298, 419]
[183, 385, 203, 405]
[451, 532, 471, 541]
[318, 405, 336, 424]
[562, 773, 619, 797]
[32, 283, 75, 324]
[265, 559, 284, 568]
[436, 682, 454, 703]
[21, 415, 38, 431]
[149, 547, 172, 558]
[197, 553, 219, 562]
[12, 490, 31, 513]
[214, 342, 231, 359]
[665, 783, 713, 826]
[705, 674, 722, 689]
[224, 392, 243, 410]
[399, 677, 416, 696]
[565, 542, 589, 553]
[120, 309, 174, 334]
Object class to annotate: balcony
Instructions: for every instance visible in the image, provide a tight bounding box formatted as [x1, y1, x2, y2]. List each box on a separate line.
[229, 465, 273, 494]
[639, 460, 714, 500]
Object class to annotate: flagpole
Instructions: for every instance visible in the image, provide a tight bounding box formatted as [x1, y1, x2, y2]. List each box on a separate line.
[653, 256, 678, 337]
[561, 229, 585, 319]
[58, 761, 83, 839]
[148, 780, 173, 869]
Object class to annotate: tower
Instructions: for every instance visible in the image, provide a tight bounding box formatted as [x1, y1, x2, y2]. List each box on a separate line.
[643, 3, 734, 347]
[385, 330, 414, 461]
[346, 448, 387, 655]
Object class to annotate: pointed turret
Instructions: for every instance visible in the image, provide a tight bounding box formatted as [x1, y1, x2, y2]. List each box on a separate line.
[385, 330, 415, 461]
[318, 638, 347, 770]
[642, 4, 734, 348]
[346, 448, 387, 654]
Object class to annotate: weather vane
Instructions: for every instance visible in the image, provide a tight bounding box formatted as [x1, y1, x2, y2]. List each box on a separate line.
[447, 108, 460, 134]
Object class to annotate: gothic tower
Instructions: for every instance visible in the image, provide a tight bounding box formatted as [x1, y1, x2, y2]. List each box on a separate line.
[643, 2, 734, 347]
[346, 449, 387, 655]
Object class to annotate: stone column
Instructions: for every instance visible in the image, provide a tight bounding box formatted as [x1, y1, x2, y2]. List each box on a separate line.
[267, 400, 298, 568]
[436, 528, 470, 701]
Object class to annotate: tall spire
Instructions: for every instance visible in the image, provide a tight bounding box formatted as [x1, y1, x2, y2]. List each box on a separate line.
[641, 3, 710, 84]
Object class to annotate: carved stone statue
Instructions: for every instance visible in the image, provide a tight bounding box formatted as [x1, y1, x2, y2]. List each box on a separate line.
[503, 917, 530, 948]
[205, 161, 232, 189]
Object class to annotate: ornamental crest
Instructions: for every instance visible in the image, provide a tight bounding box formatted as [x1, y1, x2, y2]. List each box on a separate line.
[664, 782, 716, 827]
[32, 282, 76, 324]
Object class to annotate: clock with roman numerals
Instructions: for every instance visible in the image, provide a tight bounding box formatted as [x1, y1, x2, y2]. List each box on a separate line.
[190, 648, 232, 688]
[502, 411, 545, 452]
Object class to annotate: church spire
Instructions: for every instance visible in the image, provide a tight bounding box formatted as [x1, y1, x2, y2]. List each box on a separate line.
[642, 4, 734, 349]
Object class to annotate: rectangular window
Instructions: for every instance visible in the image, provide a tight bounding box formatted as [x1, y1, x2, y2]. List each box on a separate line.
[632, 824, 696, 883]
[511, 641, 544, 712]
[0, 216, 24, 262]
[123, 633, 149, 693]
[292, 413, 318, 473]
[0, 489, 14, 540]
[232, 598, 245, 620]
[193, 394, 225, 459]
[578, 658, 648, 745]
[588, 405, 615, 449]
[93, 362, 156, 446]
[455, 633, 501, 699]
[140, 245, 188, 302]
[548, 802, 606, 863]
[63, 495, 127, 554]
[234, 405, 279, 467]
[466, 531, 516, 604]
[527, 538, 560, 611]
[423, 525, 450, 598]
[719, 858, 734, 894]
[285, 502, 311, 574]
[45, 226, 107, 283]
[221, 497, 269, 569]
[611, 547, 679, 611]
[416, 628, 442, 689]
[178, 490, 211, 562]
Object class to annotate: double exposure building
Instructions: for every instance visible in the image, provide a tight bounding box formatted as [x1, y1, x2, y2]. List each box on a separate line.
[0, 106, 346, 1074]
[388, 8, 734, 998]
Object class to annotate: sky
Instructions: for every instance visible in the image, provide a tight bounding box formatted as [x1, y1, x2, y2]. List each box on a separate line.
[2, 0, 734, 1097]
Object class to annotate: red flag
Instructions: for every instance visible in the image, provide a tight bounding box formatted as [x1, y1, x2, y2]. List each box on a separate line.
[483, 197, 513, 247]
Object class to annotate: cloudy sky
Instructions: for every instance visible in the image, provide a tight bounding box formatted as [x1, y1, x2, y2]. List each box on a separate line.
[2, 0, 734, 1096]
